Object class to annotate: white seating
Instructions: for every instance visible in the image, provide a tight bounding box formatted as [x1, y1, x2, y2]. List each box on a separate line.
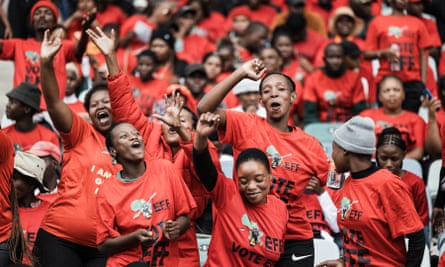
[304, 123, 343, 157]
[197, 233, 211, 266]
[314, 237, 340, 266]
[427, 159, 442, 205]
[402, 158, 423, 178]
[220, 156, 234, 179]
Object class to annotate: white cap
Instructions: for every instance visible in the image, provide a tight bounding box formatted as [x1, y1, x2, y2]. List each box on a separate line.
[232, 79, 261, 96]
[14, 151, 46, 186]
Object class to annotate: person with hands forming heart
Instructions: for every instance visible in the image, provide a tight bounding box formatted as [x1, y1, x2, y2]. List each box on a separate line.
[197, 58, 330, 266]
[191, 112, 288, 266]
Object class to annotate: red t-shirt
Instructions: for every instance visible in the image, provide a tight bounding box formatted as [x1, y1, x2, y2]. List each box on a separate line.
[337, 169, 424, 266]
[96, 158, 196, 267]
[228, 5, 277, 27]
[176, 34, 216, 64]
[434, 110, 445, 166]
[120, 15, 156, 52]
[108, 72, 221, 265]
[365, 15, 431, 82]
[0, 38, 77, 110]
[304, 69, 365, 122]
[360, 108, 426, 153]
[1, 124, 60, 152]
[95, 5, 126, 27]
[197, 12, 226, 43]
[218, 110, 330, 240]
[129, 75, 169, 116]
[402, 171, 429, 226]
[301, 189, 335, 235]
[439, 49, 445, 76]
[40, 114, 119, 247]
[204, 172, 288, 266]
[282, 58, 308, 83]
[19, 200, 51, 250]
[88, 48, 137, 77]
[294, 29, 327, 64]
[0, 132, 13, 243]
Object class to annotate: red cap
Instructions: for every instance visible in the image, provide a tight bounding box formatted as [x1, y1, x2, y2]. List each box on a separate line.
[228, 6, 252, 21]
[27, 141, 62, 163]
[30, 0, 59, 25]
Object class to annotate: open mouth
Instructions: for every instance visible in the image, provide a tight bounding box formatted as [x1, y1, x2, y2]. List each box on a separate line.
[130, 140, 142, 148]
[168, 127, 177, 135]
[270, 102, 281, 111]
[96, 110, 109, 122]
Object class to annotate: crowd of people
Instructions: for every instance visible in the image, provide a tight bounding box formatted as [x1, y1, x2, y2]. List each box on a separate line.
[1, 0, 445, 266]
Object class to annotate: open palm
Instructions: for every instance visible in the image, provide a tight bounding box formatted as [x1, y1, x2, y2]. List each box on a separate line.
[86, 26, 115, 55]
[152, 93, 184, 129]
[41, 29, 62, 60]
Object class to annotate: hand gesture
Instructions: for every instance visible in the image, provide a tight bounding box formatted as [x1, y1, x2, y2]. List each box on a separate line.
[162, 220, 181, 240]
[3, 25, 12, 39]
[133, 228, 155, 247]
[86, 26, 115, 56]
[152, 92, 184, 130]
[426, 97, 441, 119]
[240, 58, 267, 81]
[196, 112, 220, 138]
[305, 177, 324, 195]
[41, 29, 62, 61]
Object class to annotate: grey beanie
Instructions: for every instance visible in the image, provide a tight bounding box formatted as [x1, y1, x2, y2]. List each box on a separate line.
[6, 82, 41, 112]
[333, 116, 376, 155]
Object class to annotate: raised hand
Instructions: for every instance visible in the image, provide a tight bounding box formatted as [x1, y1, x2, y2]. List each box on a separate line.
[81, 9, 97, 31]
[240, 58, 267, 81]
[40, 29, 62, 61]
[152, 92, 184, 130]
[86, 26, 115, 56]
[196, 112, 220, 138]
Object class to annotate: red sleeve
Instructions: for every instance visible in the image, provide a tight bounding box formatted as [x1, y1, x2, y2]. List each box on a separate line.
[0, 39, 17, 59]
[439, 50, 445, 76]
[96, 188, 120, 245]
[417, 19, 432, 49]
[218, 110, 255, 147]
[0, 131, 13, 203]
[302, 72, 318, 102]
[364, 18, 379, 51]
[380, 177, 424, 238]
[413, 115, 426, 149]
[107, 72, 154, 138]
[410, 173, 429, 226]
[352, 73, 366, 104]
[61, 40, 77, 63]
[60, 111, 92, 150]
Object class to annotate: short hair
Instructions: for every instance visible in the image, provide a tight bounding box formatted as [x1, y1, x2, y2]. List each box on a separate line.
[271, 26, 292, 46]
[285, 12, 307, 34]
[244, 21, 268, 36]
[259, 72, 296, 94]
[235, 148, 271, 174]
[83, 82, 109, 111]
[105, 122, 128, 152]
[324, 42, 344, 57]
[137, 49, 158, 64]
[202, 51, 222, 64]
[102, 23, 120, 35]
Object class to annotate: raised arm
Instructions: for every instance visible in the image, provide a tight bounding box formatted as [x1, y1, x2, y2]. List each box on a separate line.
[74, 11, 96, 61]
[192, 113, 221, 191]
[87, 26, 119, 76]
[40, 30, 73, 133]
[197, 59, 267, 129]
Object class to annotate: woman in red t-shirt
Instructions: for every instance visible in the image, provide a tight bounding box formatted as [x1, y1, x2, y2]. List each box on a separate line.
[192, 112, 288, 266]
[376, 127, 429, 227]
[34, 29, 118, 267]
[360, 74, 426, 160]
[198, 59, 330, 266]
[96, 122, 195, 266]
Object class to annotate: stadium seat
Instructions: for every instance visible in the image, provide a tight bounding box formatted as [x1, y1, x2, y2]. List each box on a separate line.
[314, 237, 340, 266]
[197, 233, 211, 266]
[427, 159, 442, 205]
[304, 122, 343, 157]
